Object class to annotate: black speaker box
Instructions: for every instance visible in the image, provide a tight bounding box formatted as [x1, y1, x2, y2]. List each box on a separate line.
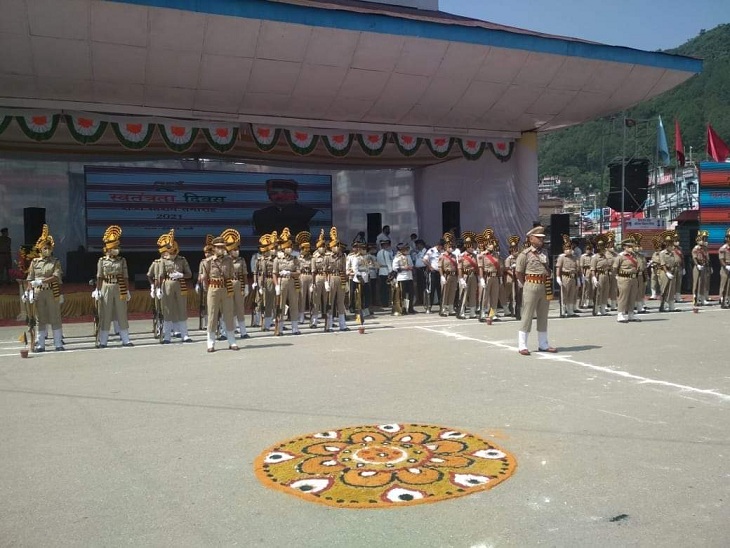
[442, 201, 460, 238]
[550, 214, 571, 256]
[23, 207, 46, 247]
[366, 213, 382, 244]
[606, 158, 649, 212]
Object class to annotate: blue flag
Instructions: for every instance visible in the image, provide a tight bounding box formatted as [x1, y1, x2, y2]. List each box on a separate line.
[657, 116, 670, 166]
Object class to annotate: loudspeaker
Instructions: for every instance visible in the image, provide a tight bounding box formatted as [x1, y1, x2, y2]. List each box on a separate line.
[366, 213, 382, 244]
[606, 158, 649, 212]
[442, 201, 460, 238]
[23, 207, 46, 247]
[550, 214, 570, 257]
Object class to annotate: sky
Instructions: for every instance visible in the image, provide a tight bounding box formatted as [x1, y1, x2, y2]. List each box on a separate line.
[439, 0, 728, 51]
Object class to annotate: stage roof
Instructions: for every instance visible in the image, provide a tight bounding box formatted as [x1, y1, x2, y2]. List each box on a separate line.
[0, 0, 702, 162]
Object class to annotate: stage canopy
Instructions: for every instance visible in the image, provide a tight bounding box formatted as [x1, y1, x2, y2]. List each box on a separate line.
[0, 0, 701, 165]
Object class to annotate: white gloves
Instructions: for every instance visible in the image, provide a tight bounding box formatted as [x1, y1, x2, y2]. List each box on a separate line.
[21, 291, 28, 303]
[682, 269, 686, 276]
[440, 276, 446, 285]
[556, 277, 563, 287]
[459, 279, 467, 289]
[696, 265, 703, 271]
[479, 278, 486, 289]
[91, 289, 100, 300]
[169, 271, 183, 280]
[244, 285, 250, 298]
[726, 265, 730, 272]
[592, 277, 599, 288]
[325, 281, 331, 292]
[258, 287, 263, 295]
[251, 282, 257, 289]
[577, 279, 582, 288]
[155, 287, 162, 299]
[275, 284, 281, 296]
[517, 280, 524, 289]
[126, 292, 132, 302]
[150, 284, 156, 298]
[309, 283, 314, 294]
[279, 270, 290, 276]
[194, 283, 200, 294]
[31, 279, 43, 288]
[59, 294, 65, 305]
[360, 272, 369, 283]
[666, 272, 674, 280]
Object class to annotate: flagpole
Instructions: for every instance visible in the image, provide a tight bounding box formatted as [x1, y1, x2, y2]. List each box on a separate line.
[654, 120, 660, 220]
[621, 113, 626, 238]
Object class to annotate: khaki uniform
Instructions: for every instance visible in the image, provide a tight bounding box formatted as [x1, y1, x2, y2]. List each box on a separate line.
[556, 252, 579, 315]
[650, 250, 662, 298]
[438, 252, 459, 316]
[516, 246, 551, 334]
[298, 252, 313, 322]
[200, 254, 235, 338]
[579, 252, 594, 307]
[691, 244, 710, 303]
[672, 246, 684, 299]
[590, 251, 612, 313]
[259, 253, 276, 328]
[659, 248, 680, 310]
[458, 251, 479, 318]
[273, 253, 301, 327]
[478, 251, 501, 320]
[503, 253, 518, 315]
[27, 256, 63, 330]
[612, 251, 640, 321]
[325, 251, 347, 316]
[157, 255, 192, 323]
[96, 255, 130, 331]
[719, 242, 730, 308]
[232, 255, 249, 330]
[635, 252, 648, 311]
[311, 249, 328, 325]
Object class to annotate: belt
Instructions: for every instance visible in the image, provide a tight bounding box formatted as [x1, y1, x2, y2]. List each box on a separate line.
[618, 272, 637, 278]
[462, 268, 474, 274]
[209, 279, 225, 288]
[330, 271, 345, 277]
[279, 274, 291, 278]
[37, 283, 52, 290]
[104, 276, 118, 283]
[561, 272, 577, 279]
[525, 274, 546, 283]
[484, 272, 499, 278]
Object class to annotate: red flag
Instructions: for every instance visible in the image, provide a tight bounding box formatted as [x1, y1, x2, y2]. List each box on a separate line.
[674, 119, 685, 167]
[707, 124, 730, 163]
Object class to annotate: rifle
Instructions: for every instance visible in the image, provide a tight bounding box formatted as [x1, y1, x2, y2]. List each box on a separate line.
[22, 287, 37, 351]
[93, 293, 100, 348]
[274, 290, 283, 336]
[154, 278, 164, 342]
[423, 268, 431, 311]
[692, 265, 700, 308]
[658, 268, 672, 312]
[355, 278, 363, 327]
[722, 269, 730, 308]
[198, 285, 207, 331]
[458, 277, 467, 318]
[558, 272, 565, 318]
[391, 277, 403, 315]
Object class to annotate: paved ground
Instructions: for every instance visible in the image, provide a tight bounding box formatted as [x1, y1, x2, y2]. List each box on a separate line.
[1, 302, 728, 547]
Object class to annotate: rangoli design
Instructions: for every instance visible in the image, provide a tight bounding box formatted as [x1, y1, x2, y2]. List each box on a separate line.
[254, 423, 517, 508]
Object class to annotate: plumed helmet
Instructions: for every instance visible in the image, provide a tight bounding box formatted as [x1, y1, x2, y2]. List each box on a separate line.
[278, 227, 293, 249]
[328, 227, 339, 250]
[221, 228, 241, 252]
[562, 234, 572, 250]
[296, 231, 311, 250]
[461, 230, 477, 248]
[156, 228, 175, 254]
[508, 235, 520, 249]
[316, 229, 326, 249]
[35, 224, 55, 251]
[102, 225, 122, 252]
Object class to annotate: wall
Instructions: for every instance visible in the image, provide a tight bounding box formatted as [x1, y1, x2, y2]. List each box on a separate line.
[413, 133, 539, 248]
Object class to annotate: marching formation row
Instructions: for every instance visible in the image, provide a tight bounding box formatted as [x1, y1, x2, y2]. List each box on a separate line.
[18, 222, 730, 354]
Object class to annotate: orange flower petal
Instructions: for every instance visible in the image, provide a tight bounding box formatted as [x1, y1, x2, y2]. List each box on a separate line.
[425, 440, 466, 454]
[393, 431, 430, 444]
[395, 467, 443, 485]
[301, 442, 348, 456]
[341, 469, 394, 487]
[298, 456, 345, 475]
[349, 431, 387, 444]
[426, 455, 473, 468]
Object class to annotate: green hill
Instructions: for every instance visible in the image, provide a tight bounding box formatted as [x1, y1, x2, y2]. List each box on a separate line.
[538, 23, 730, 198]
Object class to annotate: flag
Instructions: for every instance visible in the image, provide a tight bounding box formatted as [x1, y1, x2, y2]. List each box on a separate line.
[657, 116, 670, 166]
[674, 119, 685, 167]
[707, 124, 730, 163]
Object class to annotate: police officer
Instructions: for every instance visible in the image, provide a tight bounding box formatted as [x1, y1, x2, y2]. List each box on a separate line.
[94, 225, 133, 348]
[613, 237, 641, 323]
[224, 228, 251, 340]
[273, 228, 302, 335]
[310, 230, 328, 328]
[438, 234, 458, 317]
[324, 227, 348, 332]
[516, 226, 557, 355]
[200, 236, 238, 352]
[589, 235, 612, 316]
[296, 231, 313, 326]
[478, 229, 501, 324]
[457, 232, 479, 319]
[719, 228, 730, 308]
[658, 232, 680, 312]
[556, 234, 580, 317]
[691, 231, 711, 306]
[25, 224, 64, 351]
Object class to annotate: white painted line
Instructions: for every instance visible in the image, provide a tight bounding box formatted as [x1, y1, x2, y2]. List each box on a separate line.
[416, 326, 730, 403]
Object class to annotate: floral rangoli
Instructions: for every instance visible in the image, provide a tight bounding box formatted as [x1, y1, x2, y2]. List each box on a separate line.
[253, 423, 517, 508]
